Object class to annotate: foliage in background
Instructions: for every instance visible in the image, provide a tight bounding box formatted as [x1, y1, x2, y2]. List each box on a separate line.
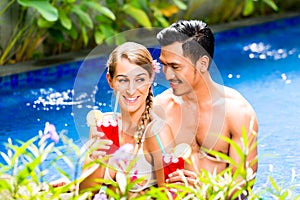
[0, 0, 296, 66]
[181, 0, 279, 24]
[0, 0, 186, 65]
[1, 123, 300, 199]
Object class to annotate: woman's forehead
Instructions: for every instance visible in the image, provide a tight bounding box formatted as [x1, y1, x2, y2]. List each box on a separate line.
[115, 58, 149, 76]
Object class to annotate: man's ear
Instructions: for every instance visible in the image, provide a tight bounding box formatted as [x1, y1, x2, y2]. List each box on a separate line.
[196, 55, 209, 73]
[106, 73, 114, 89]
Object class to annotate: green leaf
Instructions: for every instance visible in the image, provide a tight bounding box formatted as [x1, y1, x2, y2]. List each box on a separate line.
[8, 137, 38, 165]
[263, 0, 278, 11]
[122, 4, 152, 28]
[71, 5, 93, 29]
[243, 0, 254, 16]
[99, 24, 115, 40]
[173, 0, 187, 10]
[66, 23, 78, 40]
[17, 0, 58, 21]
[26, 142, 40, 157]
[218, 134, 245, 164]
[37, 18, 54, 28]
[83, 2, 116, 20]
[0, 179, 12, 191]
[97, 6, 116, 21]
[269, 176, 279, 192]
[81, 26, 88, 46]
[155, 16, 170, 27]
[202, 147, 237, 166]
[94, 31, 105, 45]
[59, 9, 72, 30]
[54, 164, 71, 180]
[0, 152, 11, 165]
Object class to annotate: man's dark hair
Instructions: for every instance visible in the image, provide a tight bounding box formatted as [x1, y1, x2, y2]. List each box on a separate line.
[156, 20, 214, 66]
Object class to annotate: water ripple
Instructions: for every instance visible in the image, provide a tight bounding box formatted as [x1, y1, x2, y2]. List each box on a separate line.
[243, 42, 298, 60]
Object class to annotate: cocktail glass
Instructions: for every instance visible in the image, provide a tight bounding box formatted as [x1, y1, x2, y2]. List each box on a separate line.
[96, 112, 119, 154]
[163, 154, 184, 181]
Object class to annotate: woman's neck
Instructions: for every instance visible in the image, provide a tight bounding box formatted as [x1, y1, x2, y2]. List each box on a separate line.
[120, 106, 145, 134]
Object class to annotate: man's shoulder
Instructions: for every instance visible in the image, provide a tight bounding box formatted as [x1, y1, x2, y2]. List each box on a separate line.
[224, 86, 249, 106]
[223, 86, 257, 120]
[154, 89, 174, 105]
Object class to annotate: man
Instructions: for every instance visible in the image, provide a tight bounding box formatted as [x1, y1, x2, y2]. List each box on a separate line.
[154, 20, 258, 195]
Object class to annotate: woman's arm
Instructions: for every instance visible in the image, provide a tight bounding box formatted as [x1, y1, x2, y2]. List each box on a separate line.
[79, 126, 114, 193]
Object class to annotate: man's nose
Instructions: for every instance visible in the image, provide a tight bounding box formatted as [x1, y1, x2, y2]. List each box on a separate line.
[164, 66, 175, 80]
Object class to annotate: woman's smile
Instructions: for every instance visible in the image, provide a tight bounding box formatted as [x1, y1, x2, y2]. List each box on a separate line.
[123, 95, 140, 104]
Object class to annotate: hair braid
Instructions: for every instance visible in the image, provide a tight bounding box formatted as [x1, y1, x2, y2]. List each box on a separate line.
[135, 86, 154, 144]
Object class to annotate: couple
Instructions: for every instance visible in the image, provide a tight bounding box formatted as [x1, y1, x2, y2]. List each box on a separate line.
[79, 20, 258, 198]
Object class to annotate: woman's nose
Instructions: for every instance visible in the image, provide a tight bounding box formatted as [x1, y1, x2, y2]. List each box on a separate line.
[126, 82, 136, 95]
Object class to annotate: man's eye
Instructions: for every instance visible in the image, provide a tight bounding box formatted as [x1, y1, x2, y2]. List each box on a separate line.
[171, 65, 179, 69]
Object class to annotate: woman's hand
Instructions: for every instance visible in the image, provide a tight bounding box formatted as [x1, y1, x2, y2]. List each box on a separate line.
[87, 130, 113, 159]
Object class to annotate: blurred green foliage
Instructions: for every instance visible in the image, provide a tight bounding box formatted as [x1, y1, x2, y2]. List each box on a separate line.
[1, 124, 300, 199]
[0, 0, 296, 65]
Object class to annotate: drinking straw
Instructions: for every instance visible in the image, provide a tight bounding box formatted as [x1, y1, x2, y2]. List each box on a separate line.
[113, 91, 120, 120]
[155, 134, 166, 155]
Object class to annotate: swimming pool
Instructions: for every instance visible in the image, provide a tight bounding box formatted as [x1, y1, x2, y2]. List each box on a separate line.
[0, 15, 300, 197]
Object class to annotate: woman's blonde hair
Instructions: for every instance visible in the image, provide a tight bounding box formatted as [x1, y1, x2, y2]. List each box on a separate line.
[106, 42, 154, 144]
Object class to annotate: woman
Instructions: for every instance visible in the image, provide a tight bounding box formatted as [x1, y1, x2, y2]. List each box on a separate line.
[79, 42, 175, 195]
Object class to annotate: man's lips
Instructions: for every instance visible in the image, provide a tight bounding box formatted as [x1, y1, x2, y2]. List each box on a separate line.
[169, 80, 181, 88]
[123, 96, 140, 104]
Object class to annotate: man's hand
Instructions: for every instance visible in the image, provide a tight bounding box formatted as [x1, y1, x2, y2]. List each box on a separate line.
[166, 169, 199, 187]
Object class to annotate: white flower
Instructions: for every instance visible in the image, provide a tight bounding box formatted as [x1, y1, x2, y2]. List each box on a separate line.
[152, 59, 161, 73]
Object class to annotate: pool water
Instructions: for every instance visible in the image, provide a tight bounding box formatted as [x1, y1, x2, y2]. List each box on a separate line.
[1, 16, 300, 197]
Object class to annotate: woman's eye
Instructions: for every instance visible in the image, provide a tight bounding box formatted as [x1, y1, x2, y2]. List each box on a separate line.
[118, 79, 128, 83]
[136, 78, 145, 82]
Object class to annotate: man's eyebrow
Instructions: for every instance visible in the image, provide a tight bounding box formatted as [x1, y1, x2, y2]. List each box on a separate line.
[161, 61, 180, 66]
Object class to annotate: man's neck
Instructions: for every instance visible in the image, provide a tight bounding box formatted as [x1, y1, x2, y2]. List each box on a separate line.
[182, 75, 216, 107]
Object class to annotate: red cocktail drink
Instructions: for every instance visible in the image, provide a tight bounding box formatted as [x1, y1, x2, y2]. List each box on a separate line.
[163, 155, 184, 181]
[96, 113, 119, 154]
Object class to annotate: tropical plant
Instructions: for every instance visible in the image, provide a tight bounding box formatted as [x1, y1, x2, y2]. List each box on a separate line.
[0, 0, 187, 65]
[1, 122, 300, 199]
[0, 122, 92, 199]
[182, 0, 279, 24]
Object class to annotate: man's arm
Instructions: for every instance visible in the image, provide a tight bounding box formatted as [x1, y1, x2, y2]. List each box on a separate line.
[229, 100, 258, 175]
[228, 98, 258, 200]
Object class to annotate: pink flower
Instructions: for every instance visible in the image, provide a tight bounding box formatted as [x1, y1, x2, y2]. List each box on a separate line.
[93, 193, 107, 200]
[130, 170, 138, 182]
[152, 59, 161, 73]
[43, 122, 59, 143]
[112, 143, 134, 162]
